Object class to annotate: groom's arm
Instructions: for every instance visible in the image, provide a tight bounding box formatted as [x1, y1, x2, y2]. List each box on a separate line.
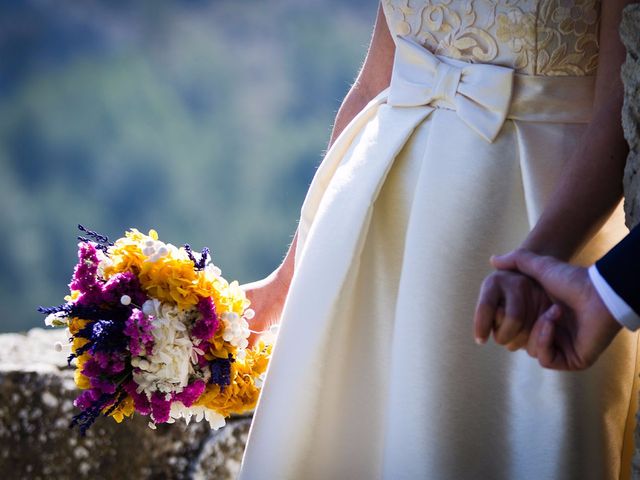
[590, 224, 640, 330]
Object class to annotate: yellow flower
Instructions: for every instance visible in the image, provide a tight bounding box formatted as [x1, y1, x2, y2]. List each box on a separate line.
[68, 317, 89, 337]
[207, 329, 238, 359]
[195, 343, 271, 417]
[64, 290, 81, 303]
[74, 353, 91, 389]
[202, 276, 250, 317]
[101, 229, 252, 322]
[107, 396, 135, 423]
[102, 228, 152, 278]
[137, 254, 201, 309]
[72, 336, 89, 353]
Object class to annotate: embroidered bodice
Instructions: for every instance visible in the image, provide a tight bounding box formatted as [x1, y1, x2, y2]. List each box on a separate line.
[382, 0, 600, 76]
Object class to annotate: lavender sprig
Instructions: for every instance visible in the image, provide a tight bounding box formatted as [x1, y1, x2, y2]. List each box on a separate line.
[77, 236, 110, 252]
[77, 224, 113, 246]
[183, 244, 210, 271]
[37, 304, 71, 315]
[68, 304, 130, 323]
[210, 355, 235, 388]
[70, 393, 114, 436]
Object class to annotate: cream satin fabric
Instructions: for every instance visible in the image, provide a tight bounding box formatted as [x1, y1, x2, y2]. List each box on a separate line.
[240, 37, 639, 480]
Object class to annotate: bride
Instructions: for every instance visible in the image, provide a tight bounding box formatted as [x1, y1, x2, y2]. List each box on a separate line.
[240, 1, 638, 479]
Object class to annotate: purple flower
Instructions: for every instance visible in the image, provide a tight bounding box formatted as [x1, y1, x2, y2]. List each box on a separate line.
[192, 297, 218, 342]
[210, 356, 233, 387]
[124, 309, 154, 356]
[150, 392, 171, 423]
[90, 377, 117, 395]
[84, 351, 126, 376]
[123, 380, 151, 416]
[101, 272, 146, 306]
[174, 380, 206, 407]
[81, 358, 102, 378]
[74, 389, 100, 410]
[70, 242, 103, 305]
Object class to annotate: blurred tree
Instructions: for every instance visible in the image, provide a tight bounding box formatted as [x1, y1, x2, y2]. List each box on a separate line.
[0, 0, 375, 332]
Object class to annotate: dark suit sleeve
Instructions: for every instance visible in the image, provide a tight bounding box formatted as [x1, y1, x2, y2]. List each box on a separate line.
[595, 224, 640, 317]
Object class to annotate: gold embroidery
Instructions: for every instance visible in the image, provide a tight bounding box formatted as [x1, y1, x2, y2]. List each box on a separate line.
[382, 0, 601, 76]
[496, 9, 536, 70]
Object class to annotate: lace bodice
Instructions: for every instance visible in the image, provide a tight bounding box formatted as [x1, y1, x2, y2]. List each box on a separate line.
[382, 0, 600, 76]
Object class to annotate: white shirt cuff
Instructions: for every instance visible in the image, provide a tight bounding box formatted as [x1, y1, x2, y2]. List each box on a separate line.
[588, 264, 640, 331]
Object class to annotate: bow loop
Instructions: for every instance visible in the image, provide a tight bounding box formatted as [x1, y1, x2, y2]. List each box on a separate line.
[387, 36, 514, 143]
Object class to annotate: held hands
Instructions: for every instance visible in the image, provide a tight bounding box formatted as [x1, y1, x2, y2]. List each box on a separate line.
[474, 249, 622, 371]
[474, 270, 552, 351]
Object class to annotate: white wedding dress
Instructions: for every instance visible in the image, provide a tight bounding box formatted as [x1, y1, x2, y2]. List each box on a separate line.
[240, 2, 640, 479]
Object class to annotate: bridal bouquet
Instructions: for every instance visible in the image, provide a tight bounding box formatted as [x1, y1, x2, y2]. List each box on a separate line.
[39, 226, 270, 434]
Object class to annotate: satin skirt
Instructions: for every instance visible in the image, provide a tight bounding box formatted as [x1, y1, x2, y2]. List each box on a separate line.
[239, 78, 640, 479]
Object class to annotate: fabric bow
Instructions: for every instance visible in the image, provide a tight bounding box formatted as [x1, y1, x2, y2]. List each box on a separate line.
[387, 36, 514, 143]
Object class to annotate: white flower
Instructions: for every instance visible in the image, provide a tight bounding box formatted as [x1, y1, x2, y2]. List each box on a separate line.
[133, 299, 199, 396]
[142, 298, 161, 317]
[204, 263, 222, 279]
[142, 239, 171, 263]
[254, 373, 266, 389]
[120, 295, 132, 306]
[221, 312, 250, 350]
[44, 311, 68, 327]
[169, 402, 226, 430]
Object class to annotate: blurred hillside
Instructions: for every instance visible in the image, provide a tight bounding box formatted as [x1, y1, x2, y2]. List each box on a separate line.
[0, 0, 374, 332]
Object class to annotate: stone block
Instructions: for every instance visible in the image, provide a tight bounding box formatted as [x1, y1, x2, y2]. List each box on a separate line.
[0, 329, 249, 479]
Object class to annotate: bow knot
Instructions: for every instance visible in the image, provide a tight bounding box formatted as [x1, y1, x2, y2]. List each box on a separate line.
[432, 62, 461, 106]
[387, 36, 514, 143]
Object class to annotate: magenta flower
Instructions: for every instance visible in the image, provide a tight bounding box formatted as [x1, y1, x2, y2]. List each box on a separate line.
[150, 392, 171, 423]
[89, 378, 117, 395]
[192, 297, 219, 342]
[102, 271, 146, 306]
[174, 379, 206, 407]
[70, 242, 103, 306]
[123, 380, 152, 416]
[124, 309, 154, 356]
[74, 389, 100, 410]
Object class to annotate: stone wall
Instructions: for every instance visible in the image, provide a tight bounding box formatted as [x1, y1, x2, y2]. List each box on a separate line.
[0, 329, 250, 479]
[621, 4, 640, 480]
[622, 4, 640, 229]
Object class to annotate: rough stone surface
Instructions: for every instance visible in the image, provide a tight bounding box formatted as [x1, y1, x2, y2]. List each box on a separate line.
[621, 4, 640, 229]
[621, 5, 640, 479]
[192, 419, 252, 480]
[0, 329, 249, 479]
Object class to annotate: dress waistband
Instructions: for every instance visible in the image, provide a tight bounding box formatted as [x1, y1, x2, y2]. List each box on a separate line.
[387, 36, 595, 142]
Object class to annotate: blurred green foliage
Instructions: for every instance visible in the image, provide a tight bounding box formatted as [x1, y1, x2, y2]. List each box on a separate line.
[0, 0, 374, 332]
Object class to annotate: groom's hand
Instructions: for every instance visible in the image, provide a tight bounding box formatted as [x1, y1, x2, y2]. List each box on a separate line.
[491, 249, 622, 371]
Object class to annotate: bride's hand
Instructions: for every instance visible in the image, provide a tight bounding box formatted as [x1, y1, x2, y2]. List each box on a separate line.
[474, 269, 552, 350]
[242, 269, 291, 346]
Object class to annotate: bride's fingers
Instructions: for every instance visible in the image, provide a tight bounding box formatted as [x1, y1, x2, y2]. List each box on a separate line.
[494, 306, 505, 329]
[526, 319, 544, 358]
[505, 329, 529, 352]
[536, 305, 563, 369]
[474, 277, 503, 344]
[493, 290, 526, 345]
